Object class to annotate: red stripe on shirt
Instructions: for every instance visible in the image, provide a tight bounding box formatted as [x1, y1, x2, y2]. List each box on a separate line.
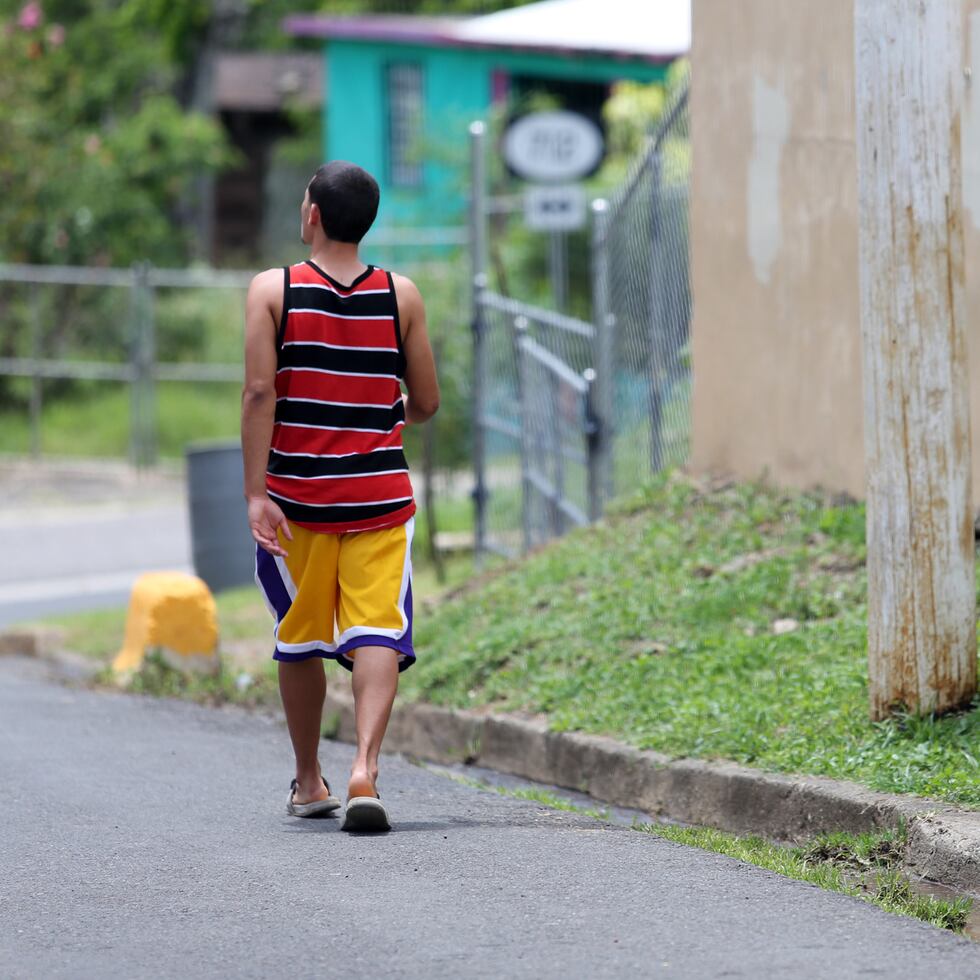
[271, 423, 406, 457]
[275, 369, 402, 404]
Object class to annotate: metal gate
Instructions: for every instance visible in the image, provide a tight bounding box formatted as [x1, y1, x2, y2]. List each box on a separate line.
[470, 87, 691, 562]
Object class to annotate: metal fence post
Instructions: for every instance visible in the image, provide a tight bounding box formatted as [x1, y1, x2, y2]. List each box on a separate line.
[514, 315, 534, 553]
[144, 267, 158, 466]
[583, 367, 601, 522]
[549, 230, 568, 312]
[550, 369, 565, 536]
[647, 149, 665, 474]
[129, 261, 157, 468]
[470, 120, 489, 565]
[128, 265, 142, 466]
[29, 284, 42, 457]
[590, 198, 615, 511]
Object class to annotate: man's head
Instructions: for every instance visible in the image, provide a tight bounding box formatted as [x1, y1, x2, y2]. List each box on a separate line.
[301, 161, 380, 246]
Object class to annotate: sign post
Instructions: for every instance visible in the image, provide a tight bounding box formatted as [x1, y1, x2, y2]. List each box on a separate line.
[505, 110, 605, 311]
[854, 0, 977, 719]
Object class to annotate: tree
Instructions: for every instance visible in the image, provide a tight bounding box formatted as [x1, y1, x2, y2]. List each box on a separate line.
[0, 0, 231, 267]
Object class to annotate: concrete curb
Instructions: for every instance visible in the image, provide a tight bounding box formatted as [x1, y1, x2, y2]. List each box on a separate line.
[323, 687, 980, 896]
[0, 628, 103, 683]
[6, 623, 977, 896]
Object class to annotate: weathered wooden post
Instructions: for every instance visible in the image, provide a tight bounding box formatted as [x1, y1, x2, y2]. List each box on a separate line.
[854, 0, 977, 719]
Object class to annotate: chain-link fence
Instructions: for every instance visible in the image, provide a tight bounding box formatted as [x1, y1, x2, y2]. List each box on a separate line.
[596, 89, 691, 499]
[472, 87, 691, 561]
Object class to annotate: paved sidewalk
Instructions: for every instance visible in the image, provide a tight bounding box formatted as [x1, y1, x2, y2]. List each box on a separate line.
[1, 656, 978, 980]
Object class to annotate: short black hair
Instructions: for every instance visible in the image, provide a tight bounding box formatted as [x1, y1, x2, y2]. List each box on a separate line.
[307, 161, 380, 243]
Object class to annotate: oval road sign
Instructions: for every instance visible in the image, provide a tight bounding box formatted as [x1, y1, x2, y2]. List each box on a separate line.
[503, 110, 605, 183]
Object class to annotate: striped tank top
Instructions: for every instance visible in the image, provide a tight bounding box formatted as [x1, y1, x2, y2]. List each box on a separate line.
[265, 260, 415, 534]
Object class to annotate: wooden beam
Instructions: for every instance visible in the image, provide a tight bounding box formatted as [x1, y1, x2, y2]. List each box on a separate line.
[855, 0, 977, 719]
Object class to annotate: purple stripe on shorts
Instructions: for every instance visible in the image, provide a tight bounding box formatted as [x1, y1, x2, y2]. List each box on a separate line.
[332, 583, 415, 671]
[255, 545, 292, 620]
[274, 637, 416, 672]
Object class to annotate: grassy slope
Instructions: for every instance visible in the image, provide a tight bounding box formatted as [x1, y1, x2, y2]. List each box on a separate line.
[402, 472, 980, 808]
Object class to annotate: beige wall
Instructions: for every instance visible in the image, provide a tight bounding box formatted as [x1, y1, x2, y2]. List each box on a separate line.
[690, 0, 980, 501]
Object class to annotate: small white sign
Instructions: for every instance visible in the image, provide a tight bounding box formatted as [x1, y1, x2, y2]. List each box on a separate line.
[504, 111, 605, 183]
[524, 184, 587, 232]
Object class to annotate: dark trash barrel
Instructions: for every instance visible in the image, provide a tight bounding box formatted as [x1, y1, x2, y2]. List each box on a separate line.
[186, 440, 254, 593]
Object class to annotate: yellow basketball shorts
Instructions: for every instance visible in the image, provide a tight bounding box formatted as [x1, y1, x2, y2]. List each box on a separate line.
[254, 517, 415, 672]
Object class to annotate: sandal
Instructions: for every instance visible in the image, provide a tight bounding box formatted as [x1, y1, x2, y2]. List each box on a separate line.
[340, 795, 391, 832]
[286, 776, 342, 818]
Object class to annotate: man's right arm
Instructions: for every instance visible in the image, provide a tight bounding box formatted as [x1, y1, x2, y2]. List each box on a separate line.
[241, 268, 292, 556]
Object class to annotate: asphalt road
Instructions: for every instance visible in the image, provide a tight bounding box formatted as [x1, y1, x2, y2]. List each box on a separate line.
[0, 504, 194, 627]
[2, 656, 978, 980]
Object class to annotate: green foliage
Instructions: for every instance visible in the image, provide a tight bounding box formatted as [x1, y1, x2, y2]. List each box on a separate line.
[603, 81, 668, 159]
[103, 649, 282, 709]
[0, 1, 232, 267]
[402, 472, 980, 808]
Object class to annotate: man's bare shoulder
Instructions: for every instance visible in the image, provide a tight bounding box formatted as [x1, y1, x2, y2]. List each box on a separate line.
[389, 271, 422, 300]
[389, 272, 423, 328]
[246, 267, 286, 325]
[249, 267, 283, 297]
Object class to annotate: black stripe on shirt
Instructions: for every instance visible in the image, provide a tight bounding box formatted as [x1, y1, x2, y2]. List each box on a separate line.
[274, 397, 406, 432]
[268, 492, 412, 526]
[267, 447, 409, 479]
[277, 344, 401, 377]
[288, 285, 395, 319]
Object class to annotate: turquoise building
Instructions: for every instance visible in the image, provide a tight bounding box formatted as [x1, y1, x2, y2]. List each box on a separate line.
[284, 0, 689, 234]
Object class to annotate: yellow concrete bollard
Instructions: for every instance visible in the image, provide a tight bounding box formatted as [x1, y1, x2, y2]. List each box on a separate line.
[112, 572, 219, 677]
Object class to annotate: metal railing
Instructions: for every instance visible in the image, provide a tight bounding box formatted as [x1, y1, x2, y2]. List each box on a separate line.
[0, 230, 470, 466]
[470, 86, 692, 561]
[0, 262, 251, 465]
[473, 289, 598, 558]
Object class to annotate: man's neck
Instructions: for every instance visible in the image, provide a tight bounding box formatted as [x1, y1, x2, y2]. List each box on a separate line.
[308, 239, 367, 284]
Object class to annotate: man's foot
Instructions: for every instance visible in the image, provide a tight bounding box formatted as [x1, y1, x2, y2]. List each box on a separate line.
[348, 768, 379, 801]
[291, 771, 333, 805]
[286, 775, 341, 818]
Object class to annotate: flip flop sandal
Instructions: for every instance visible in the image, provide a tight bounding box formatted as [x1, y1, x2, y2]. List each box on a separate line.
[340, 796, 391, 832]
[286, 777, 342, 818]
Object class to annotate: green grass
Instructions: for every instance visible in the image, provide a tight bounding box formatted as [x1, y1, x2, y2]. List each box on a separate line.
[435, 769, 973, 935]
[0, 381, 242, 458]
[401, 470, 980, 808]
[640, 823, 973, 933]
[26, 469, 980, 810]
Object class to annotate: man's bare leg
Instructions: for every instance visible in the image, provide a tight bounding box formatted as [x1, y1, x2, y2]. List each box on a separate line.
[278, 658, 332, 804]
[348, 646, 399, 799]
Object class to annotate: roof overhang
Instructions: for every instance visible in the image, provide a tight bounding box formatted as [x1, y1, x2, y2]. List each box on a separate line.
[284, 0, 690, 65]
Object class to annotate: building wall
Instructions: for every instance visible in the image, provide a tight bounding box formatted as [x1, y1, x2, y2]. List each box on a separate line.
[690, 0, 980, 501]
[323, 39, 668, 229]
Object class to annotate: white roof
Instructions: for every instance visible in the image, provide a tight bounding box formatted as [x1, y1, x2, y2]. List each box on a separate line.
[455, 0, 690, 60]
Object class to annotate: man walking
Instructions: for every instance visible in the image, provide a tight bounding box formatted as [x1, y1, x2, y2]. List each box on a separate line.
[241, 161, 439, 831]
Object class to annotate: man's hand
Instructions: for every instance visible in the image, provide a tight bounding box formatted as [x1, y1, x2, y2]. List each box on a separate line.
[248, 494, 294, 557]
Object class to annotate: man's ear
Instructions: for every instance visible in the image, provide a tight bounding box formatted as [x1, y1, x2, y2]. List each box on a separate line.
[308, 202, 322, 227]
